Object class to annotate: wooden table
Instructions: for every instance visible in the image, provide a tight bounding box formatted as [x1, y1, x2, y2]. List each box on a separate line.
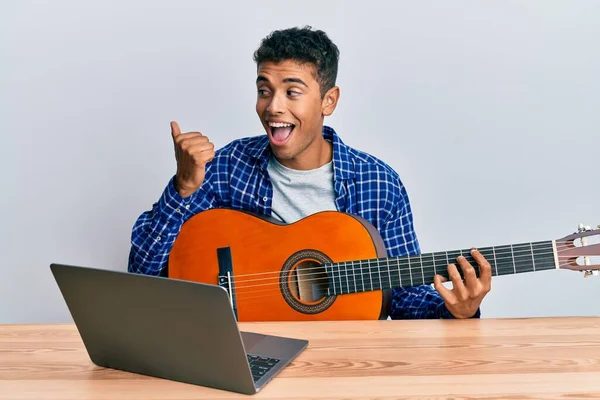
[1, 317, 600, 399]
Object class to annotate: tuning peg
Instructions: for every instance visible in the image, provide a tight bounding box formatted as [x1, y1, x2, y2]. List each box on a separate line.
[578, 223, 593, 232]
[584, 270, 599, 278]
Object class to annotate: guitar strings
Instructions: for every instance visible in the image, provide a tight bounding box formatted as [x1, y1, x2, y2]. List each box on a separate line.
[227, 241, 575, 281]
[221, 248, 584, 297]
[225, 249, 592, 303]
[224, 242, 575, 287]
[227, 248, 580, 293]
[228, 249, 586, 303]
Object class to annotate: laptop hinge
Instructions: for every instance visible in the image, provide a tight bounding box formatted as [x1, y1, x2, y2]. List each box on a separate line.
[217, 247, 238, 320]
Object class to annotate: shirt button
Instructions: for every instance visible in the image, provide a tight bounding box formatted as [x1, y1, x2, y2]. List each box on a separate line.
[263, 197, 268, 202]
[185, 204, 190, 209]
[156, 236, 161, 241]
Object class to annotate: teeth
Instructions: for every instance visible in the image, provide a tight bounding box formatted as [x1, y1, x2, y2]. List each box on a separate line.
[269, 122, 293, 128]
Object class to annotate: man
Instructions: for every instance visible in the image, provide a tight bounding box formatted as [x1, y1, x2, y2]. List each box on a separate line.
[128, 26, 491, 319]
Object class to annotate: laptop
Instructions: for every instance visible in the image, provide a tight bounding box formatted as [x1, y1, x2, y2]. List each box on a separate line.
[50, 263, 308, 395]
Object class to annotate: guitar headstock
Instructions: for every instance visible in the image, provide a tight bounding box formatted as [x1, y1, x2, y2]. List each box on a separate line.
[555, 224, 600, 277]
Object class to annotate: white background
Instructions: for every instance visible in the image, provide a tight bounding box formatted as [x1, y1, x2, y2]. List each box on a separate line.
[1, 0, 598, 323]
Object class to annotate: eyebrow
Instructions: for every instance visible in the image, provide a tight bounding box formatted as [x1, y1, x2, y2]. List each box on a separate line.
[256, 75, 308, 87]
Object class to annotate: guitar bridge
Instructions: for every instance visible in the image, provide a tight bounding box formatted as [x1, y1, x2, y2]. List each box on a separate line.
[217, 247, 238, 320]
[217, 274, 229, 288]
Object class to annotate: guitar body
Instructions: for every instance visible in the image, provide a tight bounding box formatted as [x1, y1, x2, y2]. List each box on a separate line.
[168, 208, 389, 322]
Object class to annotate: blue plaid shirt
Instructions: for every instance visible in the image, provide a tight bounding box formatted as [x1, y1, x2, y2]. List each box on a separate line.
[128, 126, 468, 319]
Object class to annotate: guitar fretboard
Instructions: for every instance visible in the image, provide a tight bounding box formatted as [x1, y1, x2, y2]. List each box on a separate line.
[325, 240, 556, 296]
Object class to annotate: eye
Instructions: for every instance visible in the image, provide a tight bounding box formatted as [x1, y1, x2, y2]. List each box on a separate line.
[257, 88, 271, 97]
[287, 89, 301, 97]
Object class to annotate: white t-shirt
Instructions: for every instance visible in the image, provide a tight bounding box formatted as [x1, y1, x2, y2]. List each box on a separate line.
[267, 155, 337, 223]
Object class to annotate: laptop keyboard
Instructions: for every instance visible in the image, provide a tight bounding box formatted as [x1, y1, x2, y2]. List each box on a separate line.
[246, 354, 281, 382]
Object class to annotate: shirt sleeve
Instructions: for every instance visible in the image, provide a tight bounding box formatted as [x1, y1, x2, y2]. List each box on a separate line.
[127, 163, 220, 276]
[381, 182, 480, 319]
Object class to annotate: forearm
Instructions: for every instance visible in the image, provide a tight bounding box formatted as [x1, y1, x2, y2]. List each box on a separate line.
[389, 286, 481, 319]
[128, 176, 216, 276]
[389, 286, 446, 319]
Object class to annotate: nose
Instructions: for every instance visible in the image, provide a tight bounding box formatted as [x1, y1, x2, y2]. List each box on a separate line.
[266, 92, 285, 115]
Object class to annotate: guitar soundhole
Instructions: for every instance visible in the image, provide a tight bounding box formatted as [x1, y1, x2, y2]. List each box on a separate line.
[280, 250, 336, 314]
[289, 260, 329, 302]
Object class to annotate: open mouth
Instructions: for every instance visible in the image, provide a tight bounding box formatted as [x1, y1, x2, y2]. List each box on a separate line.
[268, 121, 295, 145]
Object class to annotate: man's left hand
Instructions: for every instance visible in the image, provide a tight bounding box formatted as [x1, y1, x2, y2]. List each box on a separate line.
[433, 248, 492, 318]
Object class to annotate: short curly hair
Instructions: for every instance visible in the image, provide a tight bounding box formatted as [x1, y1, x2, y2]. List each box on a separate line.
[253, 26, 340, 98]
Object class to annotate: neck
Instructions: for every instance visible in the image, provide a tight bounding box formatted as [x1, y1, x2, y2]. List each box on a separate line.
[326, 240, 558, 296]
[276, 135, 332, 171]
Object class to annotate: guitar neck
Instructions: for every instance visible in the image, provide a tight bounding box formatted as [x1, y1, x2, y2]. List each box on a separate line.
[326, 240, 557, 295]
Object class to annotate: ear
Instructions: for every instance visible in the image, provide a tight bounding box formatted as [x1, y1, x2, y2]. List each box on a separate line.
[321, 86, 340, 117]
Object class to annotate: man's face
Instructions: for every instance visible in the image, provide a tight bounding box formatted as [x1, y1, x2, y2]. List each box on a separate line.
[255, 60, 335, 168]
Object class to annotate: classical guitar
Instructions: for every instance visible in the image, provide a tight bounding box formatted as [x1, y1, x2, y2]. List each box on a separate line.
[168, 209, 599, 322]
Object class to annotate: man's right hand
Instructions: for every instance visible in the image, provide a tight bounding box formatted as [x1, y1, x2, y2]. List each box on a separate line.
[170, 121, 215, 198]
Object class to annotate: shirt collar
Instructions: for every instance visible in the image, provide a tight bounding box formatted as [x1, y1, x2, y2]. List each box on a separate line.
[246, 125, 355, 180]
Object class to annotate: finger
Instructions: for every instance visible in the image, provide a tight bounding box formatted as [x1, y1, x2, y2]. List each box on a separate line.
[178, 135, 210, 150]
[448, 263, 469, 300]
[433, 274, 454, 302]
[185, 145, 214, 161]
[187, 143, 215, 155]
[174, 134, 207, 147]
[200, 150, 216, 164]
[457, 255, 478, 289]
[471, 248, 492, 290]
[190, 148, 216, 164]
[170, 121, 181, 139]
